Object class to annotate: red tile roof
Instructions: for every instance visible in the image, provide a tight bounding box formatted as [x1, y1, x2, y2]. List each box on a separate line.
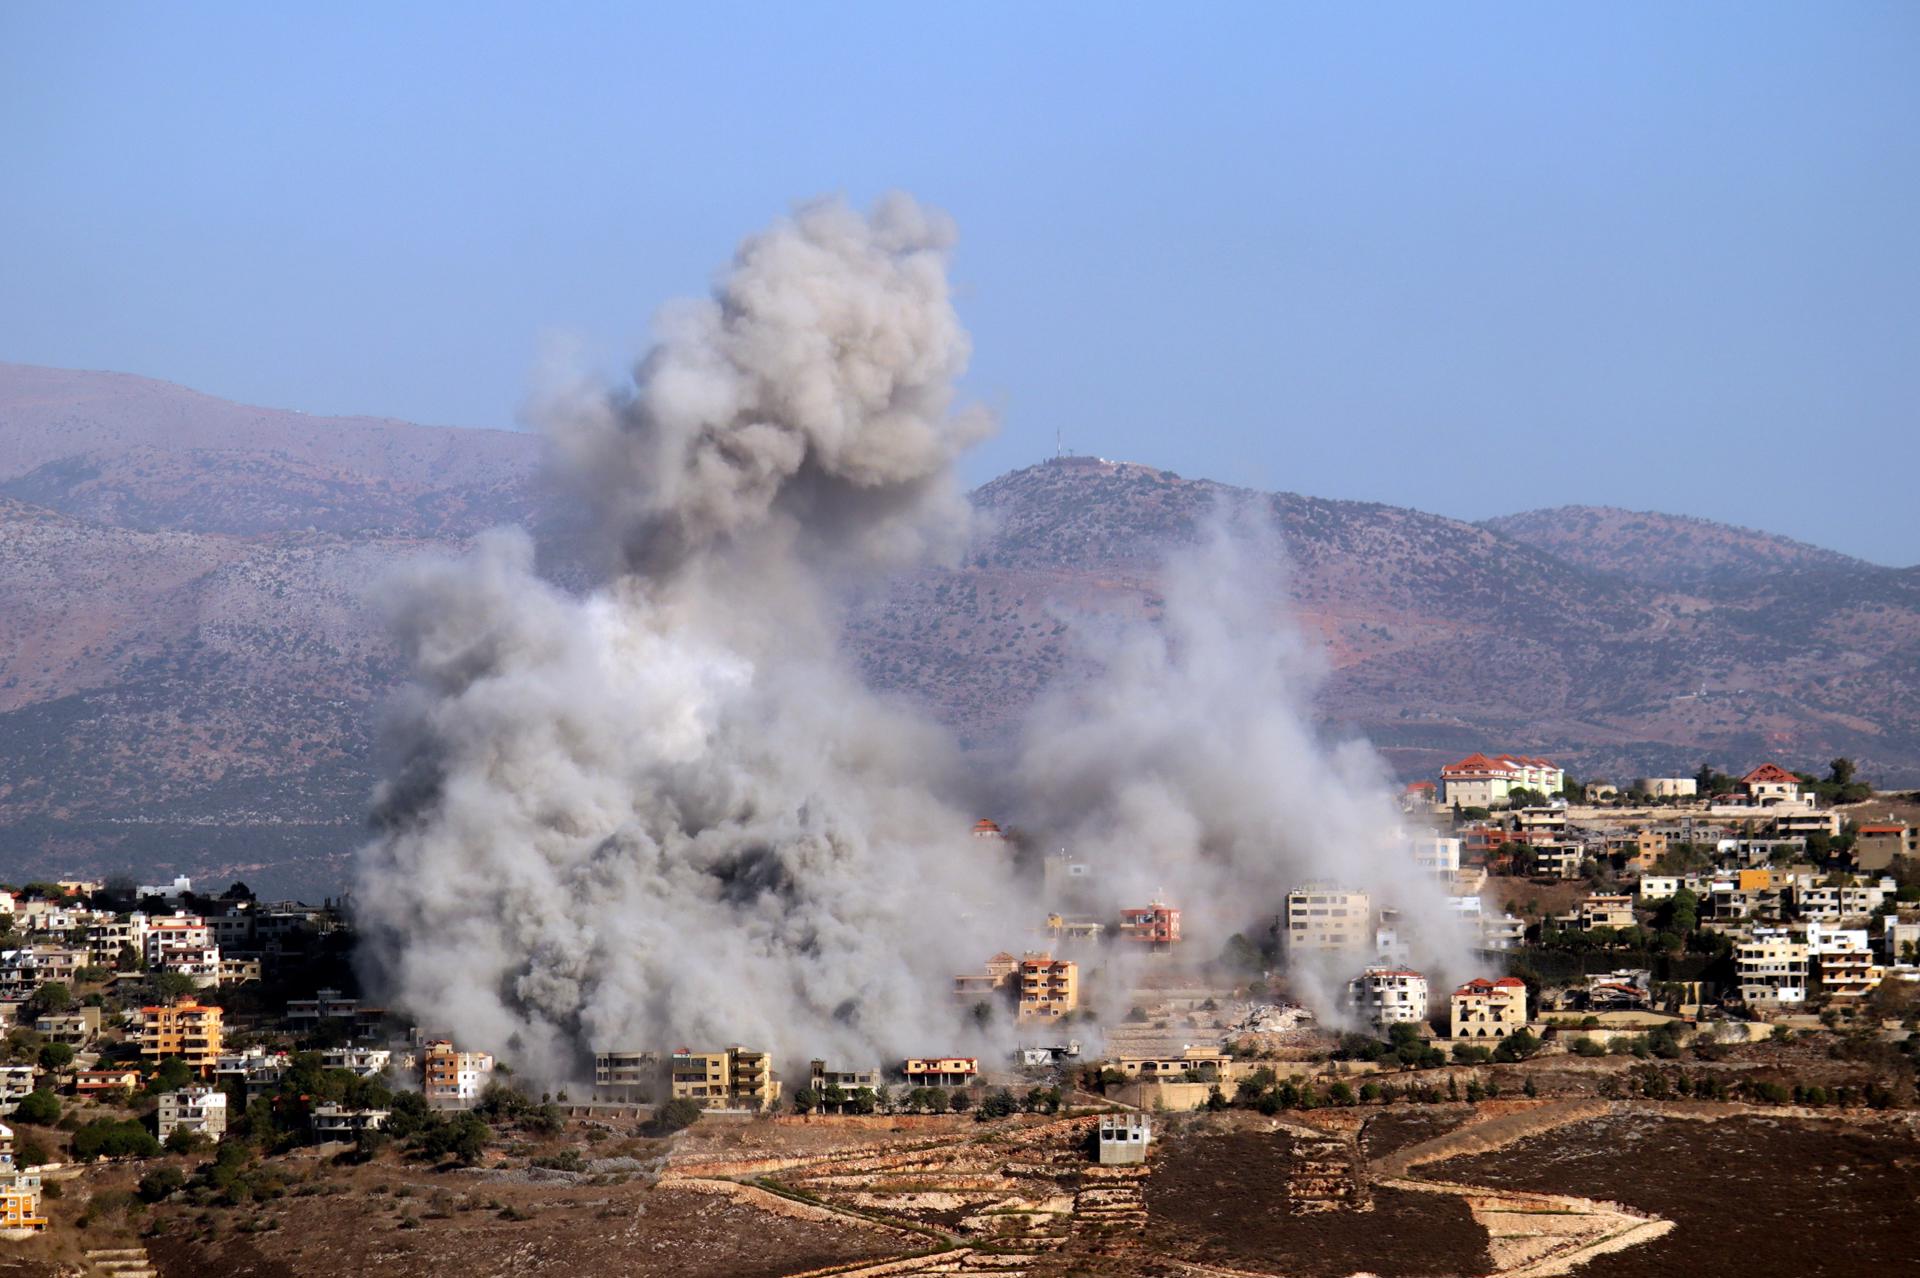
[1741, 763, 1800, 785]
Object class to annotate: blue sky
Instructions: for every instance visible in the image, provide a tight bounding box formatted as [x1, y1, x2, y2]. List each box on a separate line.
[4, 3, 1916, 562]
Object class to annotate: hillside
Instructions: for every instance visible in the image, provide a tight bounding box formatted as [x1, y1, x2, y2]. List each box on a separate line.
[1, 365, 1917, 893]
[1482, 505, 1865, 589]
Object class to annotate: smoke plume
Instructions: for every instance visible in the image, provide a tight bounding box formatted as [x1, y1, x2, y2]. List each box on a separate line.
[355, 195, 1008, 1081]
[1011, 508, 1476, 1016]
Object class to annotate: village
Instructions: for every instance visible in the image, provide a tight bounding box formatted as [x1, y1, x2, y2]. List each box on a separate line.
[0, 753, 1909, 1276]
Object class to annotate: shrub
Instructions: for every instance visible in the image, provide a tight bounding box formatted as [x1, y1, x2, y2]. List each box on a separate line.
[648, 1099, 703, 1136]
[138, 1167, 186, 1203]
[1568, 1037, 1608, 1058]
[71, 1118, 161, 1161]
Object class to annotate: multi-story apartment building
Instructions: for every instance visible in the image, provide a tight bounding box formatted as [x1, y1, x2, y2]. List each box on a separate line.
[422, 1039, 496, 1110]
[320, 1047, 392, 1078]
[1641, 777, 1698, 800]
[1346, 966, 1429, 1030]
[668, 1046, 780, 1111]
[953, 952, 1020, 1005]
[1282, 886, 1372, 958]
[1440, 753, 1564, 808]
[1736, 929, 1809, 1004]
[1807, 923, 1882, 1001]
[1477, 911, 1526, 951]
[1118, 901, 1181, 951]
[1016, 953, 1079, 1023]
[156, 1086, 228, 1142]
[140, 998, 224, 1074]
[1410, 836, 1461, 876]
[1794, 879, 1894, 922]
[1450, 976, 1528, 1039]
[592, 1050, 659, 1102]
[0, 1124, 45, 1235]
[808, 1060, 884, 1092]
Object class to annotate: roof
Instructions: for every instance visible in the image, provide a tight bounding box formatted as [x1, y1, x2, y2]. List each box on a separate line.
[1405, 780, 1436, 792]
[1858, 824, 1908, 835]
[1453, 977, 1526, 995]
[1441, 752, 1558, 777]
[1741, 763, 1800, 785]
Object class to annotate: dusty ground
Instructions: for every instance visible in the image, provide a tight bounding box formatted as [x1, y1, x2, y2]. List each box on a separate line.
[1427, 1111, 1920, 1278]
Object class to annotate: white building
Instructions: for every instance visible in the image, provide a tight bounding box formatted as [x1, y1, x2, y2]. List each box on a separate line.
[310, 1105, 390, 1137]
[1641, 777, 1698, 799]
[1346, 966, 1429, 1030]
[156, 1086, 228, 1142]
[1283, 886, 1373, 958]
[1410, 836, 1461, 876]
[1736, 928, 1809, 1005]
[320, 1047, 392, 1077]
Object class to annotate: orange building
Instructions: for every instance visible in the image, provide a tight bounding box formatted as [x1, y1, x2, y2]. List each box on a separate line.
[1119, 901, 1181, 951]
[1016, 953, 1079, 1023]
[139, 998, 224, 1074]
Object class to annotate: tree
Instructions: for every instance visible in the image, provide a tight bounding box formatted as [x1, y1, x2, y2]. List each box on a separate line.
[649, 1099, 703, 1136]
[36, 1042, 73, 1072]
[1829, 758, 1855, 788]
[25, 983, 70, 1017]
[13, 1137, 48, 1170]
[790, 1086, 820, 1115]
[13, 1090, 59, 1125]
[151, 972, 198, 1000]
[976, 1088, 1016, 1119]
[70, 1118, 160, 1161]
[137, 1167, 186, 1203]
[1493, 1029, 1542, 1063]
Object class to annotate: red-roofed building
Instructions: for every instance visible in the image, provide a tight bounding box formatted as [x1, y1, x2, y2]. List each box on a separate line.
[971, 819, 1007, 841]
[1740, 764, 1802, 805]
[1449, 977, 1528, 1039]
[1440, 753, 1564, 809]
[1401, 780, 1438, 811]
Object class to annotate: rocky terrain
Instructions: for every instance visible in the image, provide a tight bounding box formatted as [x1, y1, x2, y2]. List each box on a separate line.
[2, 362, 1917, 893]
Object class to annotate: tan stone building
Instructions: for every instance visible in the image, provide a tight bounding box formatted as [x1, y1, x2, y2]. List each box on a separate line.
[669, 1046, 781, 1111]
[1450, 977, 1528, 1039]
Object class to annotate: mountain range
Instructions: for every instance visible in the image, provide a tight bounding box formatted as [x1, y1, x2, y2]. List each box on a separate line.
[2, 361, 1915, 895]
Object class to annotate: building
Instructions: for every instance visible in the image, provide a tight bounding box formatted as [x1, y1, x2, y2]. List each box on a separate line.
[808, 1060, 883, 1093]
[593, 1051, 660, 1103]
[34, 1007, 101, 1044]
[902, 1057, 977, 1088]
[1043, 913, 1106, 945]
[0, 1068, 33, 1115]
[1740, 764, 1802, 805]
[1440, 753, 1565, 808]
[0, 1125, 44, 1236]
[73, 1068, 141, 1097]
[140, 999, 224, 1074]
[422, 1039, 496, 1110]
[1097, 1113, 1151, 1165]
[320, 1047, 392, 1077]
[954, 952, 1020, 1005]
[310, 1105, 390, 1137]
[1477, 912, 1526, 951]
[286, 988, 360, 1024]
[1736, 929, 1809, 1005]
[1282, 886, 1372, 958]
[1042, 849, 1095, 906]
[1346, 967, 1429, 1030]
[1794, 879, 1894, 922]
[1808, 924, 1882, 1001]
[213, 1046, 289, 1100]
[144, 913, 220, 982]
[1857, 825, 1918, 873]
[1531, 843, 1587, 879]
[1118, 901, 1181, 951]
[1611, 830, 1669, 872]
[1016, 953, 1079, 1023]
[971, 818, 1008, 841]
[156, 1086, 227, 1143]
[1449, 977, 1528, 1039]
[1410, 836, 1461, 876]
[1578, 895, 1637, 930]
[1773, 809, 1841, 839]
[1402, 780, 1439, 810]
[668, 1046, 780, 1111]
[1642, 777, 1698, 800]
[1112, 1045, 1228, 1079]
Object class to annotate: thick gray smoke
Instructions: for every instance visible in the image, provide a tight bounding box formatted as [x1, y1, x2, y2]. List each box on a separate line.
[355, 195, 1009, 1082]
[1012, 509, 1476, 1016]
[357, 194, 1476, 1085]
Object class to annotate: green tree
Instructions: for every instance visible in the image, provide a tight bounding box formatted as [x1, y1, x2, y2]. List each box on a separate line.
[13, 1089, 59, 1125]
[13, 1137, 48, 1170]
[137, 1167, 186, 1203]
[650, 1098, 703, 1135]
[790, 1086, 820, 1115]
[1493, 1029, 1542, 1063]
[36, 1042, 73, 1071]
[25, 983, 71, 1017]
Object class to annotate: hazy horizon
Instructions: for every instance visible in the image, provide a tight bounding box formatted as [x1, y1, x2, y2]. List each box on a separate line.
[4, 4, 1916, 562]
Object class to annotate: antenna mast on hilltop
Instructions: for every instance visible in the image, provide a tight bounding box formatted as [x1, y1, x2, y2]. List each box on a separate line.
[1055, 426, 1064, 460]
